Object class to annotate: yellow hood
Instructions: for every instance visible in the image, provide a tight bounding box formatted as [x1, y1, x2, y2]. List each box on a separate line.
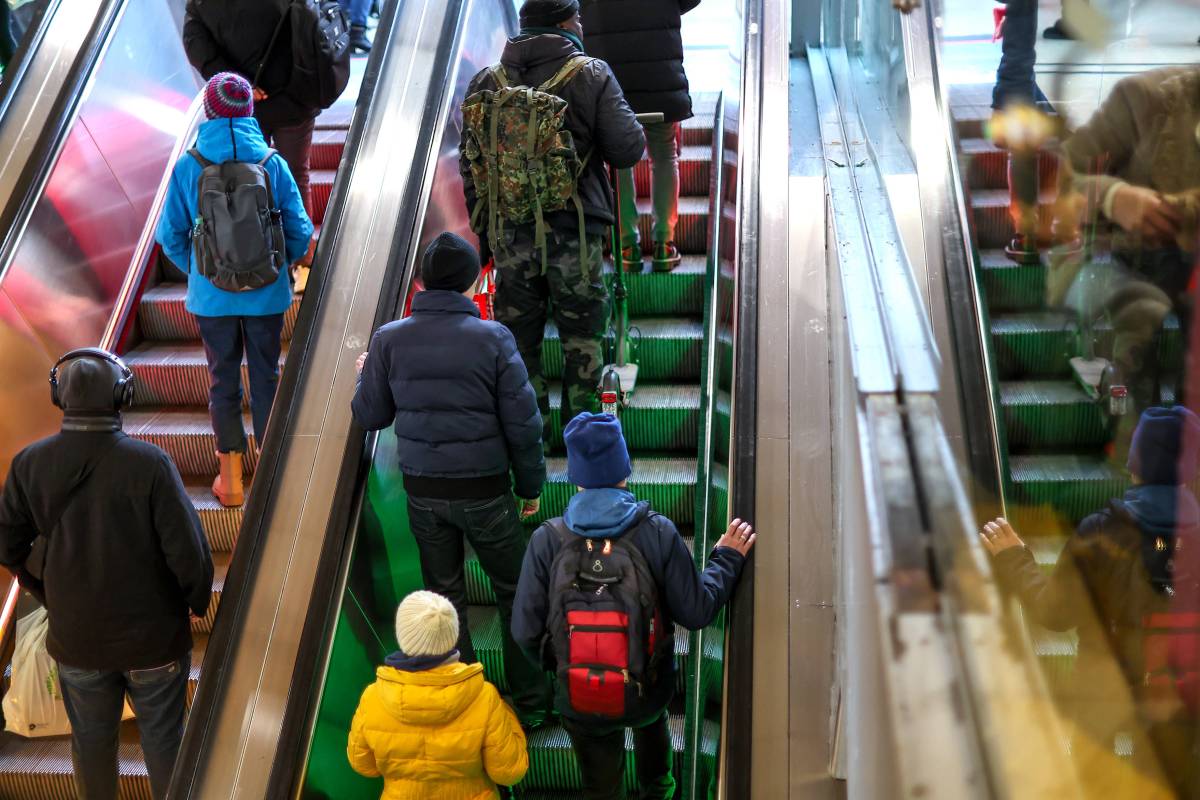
[372, 661, 487, 727]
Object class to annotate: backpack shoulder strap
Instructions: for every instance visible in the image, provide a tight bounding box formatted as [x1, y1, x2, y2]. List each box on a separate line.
[253, 1, 293, 89]
[545, 518, 577, 547]
[489, 64, 510, 91]
[257, 147, 278, 167]
[188, 148, 213, 169]
[539, 55, 593, 95]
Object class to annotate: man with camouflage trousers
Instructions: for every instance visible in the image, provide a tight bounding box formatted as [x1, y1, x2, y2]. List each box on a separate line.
[459, 0, 644, 440]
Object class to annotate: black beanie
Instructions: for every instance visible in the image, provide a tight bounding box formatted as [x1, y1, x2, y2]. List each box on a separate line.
[519, 0, 579, 27]
[57, 356, 123, 413]
[421, 232, 481, 293]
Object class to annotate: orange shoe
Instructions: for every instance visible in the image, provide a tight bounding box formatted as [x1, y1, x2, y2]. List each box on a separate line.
[212, 451, 244, 507]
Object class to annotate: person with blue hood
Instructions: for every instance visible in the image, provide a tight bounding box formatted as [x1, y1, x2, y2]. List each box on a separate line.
[981, 405, 1200, 797]
[512, 412, 754, 799]
[156, 72, 313, 509]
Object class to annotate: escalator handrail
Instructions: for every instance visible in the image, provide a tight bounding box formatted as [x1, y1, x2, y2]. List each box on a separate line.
[260, 0, 491, 792]
[0, 0, 129, 288]
[680, 89, 725, 800]
[718, 0, 765, 795]
[164, 2, 408, 794]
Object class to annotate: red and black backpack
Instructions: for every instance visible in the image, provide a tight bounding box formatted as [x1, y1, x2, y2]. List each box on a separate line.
[1140, 531, 1200, 717]
[544, 518, 673, 719]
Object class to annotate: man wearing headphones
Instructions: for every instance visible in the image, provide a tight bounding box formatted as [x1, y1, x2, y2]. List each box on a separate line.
[0, 348, 213, 800]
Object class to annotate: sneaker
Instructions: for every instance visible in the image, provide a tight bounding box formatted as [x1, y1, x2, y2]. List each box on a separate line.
[651, 241, 682, 272]
[350, 24, 372, 53]
[293, 265, 310, 294]
[620, 244, 643, 272]
[1043, 19, 1074, 40]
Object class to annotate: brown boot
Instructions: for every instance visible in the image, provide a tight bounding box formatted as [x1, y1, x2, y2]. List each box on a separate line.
[212, 451, 244, 507]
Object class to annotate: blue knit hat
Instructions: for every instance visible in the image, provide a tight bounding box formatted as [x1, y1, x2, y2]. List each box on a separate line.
[1128, 406, 1200, 485]
[564, 412, 632, 489]
[204, 72, 254, 120]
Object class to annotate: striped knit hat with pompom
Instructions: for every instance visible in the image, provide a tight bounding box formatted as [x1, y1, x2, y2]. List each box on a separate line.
[203, 72, 254, 120]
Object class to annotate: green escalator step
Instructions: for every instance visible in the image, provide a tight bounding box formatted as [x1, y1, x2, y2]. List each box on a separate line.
[1000, 380, 1110, 449]
[521, 457, 698, 528]
[1032, 626, 1078, 698]
[546, 384, 701, 451]
[1009, 455, 1128, 531]
[605, 257, 706, 317]
[1028, 536, 1068, 575]
[981, 251, 1048, 312]
[991, 310, 1078, 378]
[543, 319, 704, 382]
[519, 714, 718, 792]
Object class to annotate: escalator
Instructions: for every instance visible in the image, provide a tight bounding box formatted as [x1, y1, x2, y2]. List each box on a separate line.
[0, 0, 374, 795]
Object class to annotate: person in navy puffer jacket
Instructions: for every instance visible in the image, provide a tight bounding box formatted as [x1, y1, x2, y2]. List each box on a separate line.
[156, 73, 313, 509]
[352, 231, 554, 728]
[512, 412, 755, 799]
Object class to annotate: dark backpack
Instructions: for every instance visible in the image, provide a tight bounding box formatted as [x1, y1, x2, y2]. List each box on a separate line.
[1140, 530, 1200, 718]
[544, 518, 673, 719]
[189, 149, 286, 292]
[257, 0, 351, 111]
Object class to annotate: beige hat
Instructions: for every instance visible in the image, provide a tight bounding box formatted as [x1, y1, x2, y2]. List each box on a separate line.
[395, 591, 460, 657]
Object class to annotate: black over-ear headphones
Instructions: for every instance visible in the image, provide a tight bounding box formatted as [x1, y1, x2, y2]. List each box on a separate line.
[49, 348, 135, 411]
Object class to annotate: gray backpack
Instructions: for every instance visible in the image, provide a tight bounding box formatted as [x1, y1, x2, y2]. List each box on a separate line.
[189, 148, 286, 292]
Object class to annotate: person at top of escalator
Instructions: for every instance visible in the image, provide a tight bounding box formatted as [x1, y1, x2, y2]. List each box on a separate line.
[511, 412, 754, 800]
[183, 0, 322, 283]
[459, 0, 645, 445]
[351, 232, 554, 730]
[981, 405, 1200, 797]
[581, 0, 699, 271]
[0, 349, 213, 800]
[346, 590, 528, 799]
[156, 72, 313, 510]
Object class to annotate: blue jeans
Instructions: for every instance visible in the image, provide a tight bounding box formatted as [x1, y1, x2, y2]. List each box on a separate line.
[339, 0, 369, 27]
[993, 0, 1046, 109]
[58, 653, 191, 800]
[196, 313, 285, 454]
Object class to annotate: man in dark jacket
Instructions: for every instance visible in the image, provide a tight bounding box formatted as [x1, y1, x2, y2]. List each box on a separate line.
[352, 232, 553, 727]
[0, 350, 213, 800]
[460, 0, 644, 441]
[512, 412, 754, 799]
[183, 0, 320, 222]
[582, 0, 698, 270]
[982, 405, 1200, 797]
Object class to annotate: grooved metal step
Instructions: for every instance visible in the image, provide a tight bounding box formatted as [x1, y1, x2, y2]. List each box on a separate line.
[124, 343, 289, 408]
[311, 128, 348, 170]
[603, 255, 707, 318]
[971, 189, 1057, 250]
[546, 384, 701, 451]
[124, 409, 259, 477]
[960, 137, 1058, 194]
[980, 249, 1117, 314]
[543, 318, 704, 383]
[1000, 380, 1109, 450]
[138, 284, 301, 343]
[631, 146, 712, 199]
[310, 169, 337, 226]
[635, 197, 708, 255]
[191, 554, 230, 635]
[518, 457, 698, 528]
[1009, 454, 1128, 531]
[185, 482, 243, 553]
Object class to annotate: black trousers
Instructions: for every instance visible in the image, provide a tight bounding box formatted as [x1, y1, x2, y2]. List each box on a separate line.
[562, 711, 676, 800]
[406, 492, 552, 719]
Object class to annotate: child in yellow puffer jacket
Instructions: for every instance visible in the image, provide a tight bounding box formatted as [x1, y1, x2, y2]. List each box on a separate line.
[347, 590, 529, 799]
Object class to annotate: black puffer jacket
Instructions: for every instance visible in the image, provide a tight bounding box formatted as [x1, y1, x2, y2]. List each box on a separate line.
[459, 33, 644, 237]
[581, 0, 700, 123]
[183, 0, 318, 129]
[351, 290, 546, 500]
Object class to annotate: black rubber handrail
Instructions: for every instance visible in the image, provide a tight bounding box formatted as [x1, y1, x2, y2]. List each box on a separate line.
[0, 0, 126, 286]
[164, 2, 406, 794]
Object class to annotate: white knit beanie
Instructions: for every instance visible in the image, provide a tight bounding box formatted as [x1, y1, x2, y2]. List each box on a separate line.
[395, 591, 460, 657]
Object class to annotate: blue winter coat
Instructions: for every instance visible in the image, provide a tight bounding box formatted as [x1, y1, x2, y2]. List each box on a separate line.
[512, 488, 746, 723]
[155, 116, 313, 318]
[351, 290, 546, 500]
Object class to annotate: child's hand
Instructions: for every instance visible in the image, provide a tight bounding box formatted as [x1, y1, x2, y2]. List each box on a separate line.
[356, 351, 368, 375]
[716, 518, 756, 557]
[980, 517, 1024, 556]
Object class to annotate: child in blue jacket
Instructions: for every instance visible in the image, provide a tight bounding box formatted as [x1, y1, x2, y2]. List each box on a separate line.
[156, 72, 313, 507]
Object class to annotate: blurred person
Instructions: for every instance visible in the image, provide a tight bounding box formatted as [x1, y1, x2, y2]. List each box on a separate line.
[339, 0, 371, 52]
[459, 0, 644, 441]
[347, 590, 528, 799]
[0, 2, 14, 73]
[156, 73, 313, 507]
[0, 349, 213, 800]
[981, 405, 1200, 798]
[581, 0, 698, 271]
[512, 412, 754, 799]
[352, 232, 553, 728]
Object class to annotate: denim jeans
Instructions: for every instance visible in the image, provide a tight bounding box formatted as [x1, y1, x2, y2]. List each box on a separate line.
[260, 117, 316, 219]
[58, 653, 190, 800]
[992, 0, 1046, 109]
[196, 313, 284, 454]
[406, 492, 553, 718]
[339, 0, 369, 27]
[563, 711, 676, 800]
[617, 121, 680, 249]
